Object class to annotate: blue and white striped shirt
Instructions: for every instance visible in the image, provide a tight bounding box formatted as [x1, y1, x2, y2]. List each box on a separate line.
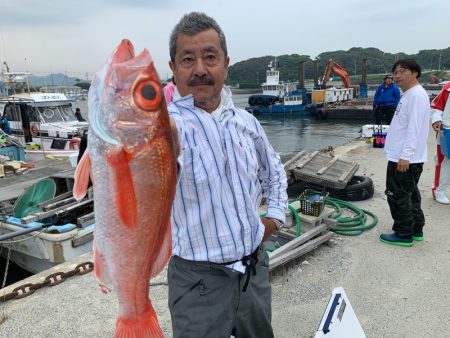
[169, 87, 288, 267]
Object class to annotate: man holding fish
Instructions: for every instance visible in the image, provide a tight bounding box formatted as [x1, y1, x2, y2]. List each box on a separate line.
[167, 12, 288, 338]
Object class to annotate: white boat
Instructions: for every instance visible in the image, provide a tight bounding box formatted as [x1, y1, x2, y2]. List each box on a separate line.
[0, 171, 94, 274]
[361, 124, 390, 138]
[246, 58, 303, 114]
[0, 92, 88, 156]
[0, 219, 94, 274]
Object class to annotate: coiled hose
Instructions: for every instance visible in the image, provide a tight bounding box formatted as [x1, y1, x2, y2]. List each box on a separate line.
[264, 196, 377, 253]
[325, 197, 378, 236]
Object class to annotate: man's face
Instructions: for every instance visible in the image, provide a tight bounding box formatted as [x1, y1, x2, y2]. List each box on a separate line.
[170, 29, 229, 112]
[385, 78, 393, 85]
[393, 66, 418, 91]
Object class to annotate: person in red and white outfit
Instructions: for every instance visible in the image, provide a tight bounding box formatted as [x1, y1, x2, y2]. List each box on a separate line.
[430, 82, 450, 204]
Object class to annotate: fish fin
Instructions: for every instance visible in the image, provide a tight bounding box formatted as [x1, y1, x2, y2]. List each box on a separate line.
[73, 151, 91, 201]
[151, 220, 172, 278]
[106, 148, 137, 228]
[115, 305, 163, 338]
[93, 239, 112, 293]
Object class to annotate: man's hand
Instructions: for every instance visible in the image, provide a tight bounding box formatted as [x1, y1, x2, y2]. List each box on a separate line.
[261, 217, 277, 241]
[432, 121, 442, 132]
[397, 159, 410, 172]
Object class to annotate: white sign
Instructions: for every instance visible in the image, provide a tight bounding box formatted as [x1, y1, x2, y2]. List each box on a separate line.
[30, 93, 68, 102]
[315, 287, 366, 338]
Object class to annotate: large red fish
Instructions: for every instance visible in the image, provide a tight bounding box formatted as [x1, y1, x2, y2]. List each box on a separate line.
[73, 39, 176, 337]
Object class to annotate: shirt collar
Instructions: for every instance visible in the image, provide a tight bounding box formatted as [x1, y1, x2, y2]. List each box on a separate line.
[172, 86, 236, 121]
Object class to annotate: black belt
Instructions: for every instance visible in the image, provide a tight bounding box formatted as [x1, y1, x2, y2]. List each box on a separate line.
[217, 246, 259, 292]
[175, 245, 261, 292]
[241, 246, 260, 292]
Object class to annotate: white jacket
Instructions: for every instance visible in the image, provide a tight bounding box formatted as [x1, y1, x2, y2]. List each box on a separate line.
[384, 84, 430, 163]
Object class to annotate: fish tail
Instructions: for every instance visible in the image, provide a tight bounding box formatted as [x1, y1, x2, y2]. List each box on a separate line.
[114, 305, 163, 338]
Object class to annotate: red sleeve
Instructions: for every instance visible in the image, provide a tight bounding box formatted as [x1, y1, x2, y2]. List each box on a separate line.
[431, 82, 450, 111]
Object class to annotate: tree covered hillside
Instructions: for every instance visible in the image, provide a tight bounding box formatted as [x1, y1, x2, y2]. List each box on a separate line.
[227, 47, 450, 88]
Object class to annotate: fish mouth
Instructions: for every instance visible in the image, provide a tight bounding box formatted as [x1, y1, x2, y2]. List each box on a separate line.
[112, 39, 135, 63]
[90, 39, 153, 146]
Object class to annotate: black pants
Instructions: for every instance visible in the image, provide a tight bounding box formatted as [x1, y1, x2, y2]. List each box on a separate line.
[385, 161, 425, 236]
[374, 105, 396, 125]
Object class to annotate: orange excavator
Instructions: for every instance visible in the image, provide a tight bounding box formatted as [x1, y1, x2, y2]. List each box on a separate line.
[321, 59, 351, 89]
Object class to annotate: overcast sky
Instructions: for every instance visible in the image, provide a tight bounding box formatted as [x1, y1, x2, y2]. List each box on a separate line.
[1, 0, 449, 81]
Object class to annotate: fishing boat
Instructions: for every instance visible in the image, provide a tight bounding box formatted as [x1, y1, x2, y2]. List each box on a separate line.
[0, 169, 94, 274]
[0, 92, 88, 156]
[245, 58, 303, 115]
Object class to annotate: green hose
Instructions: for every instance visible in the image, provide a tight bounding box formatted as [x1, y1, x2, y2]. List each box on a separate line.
[325, 197, 378, 236]
[288, 202, 302, 237]
[261, 201, 302, 252]
[263, 195, 377, 252]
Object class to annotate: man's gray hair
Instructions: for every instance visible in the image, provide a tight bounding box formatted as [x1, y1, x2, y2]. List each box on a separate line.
[169, 12, 227, 62]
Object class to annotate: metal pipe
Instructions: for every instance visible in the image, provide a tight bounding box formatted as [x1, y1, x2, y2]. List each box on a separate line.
[298, 61, 305, 89]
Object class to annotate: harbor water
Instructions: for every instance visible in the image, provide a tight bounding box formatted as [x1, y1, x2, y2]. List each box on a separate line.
[73, 92, 366, 162]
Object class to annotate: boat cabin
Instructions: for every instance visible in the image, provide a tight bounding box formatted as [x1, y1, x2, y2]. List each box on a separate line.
[0, 93, 88, 154]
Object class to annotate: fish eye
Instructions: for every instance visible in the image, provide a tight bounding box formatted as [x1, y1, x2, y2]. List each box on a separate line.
[133, 80, 162, 111]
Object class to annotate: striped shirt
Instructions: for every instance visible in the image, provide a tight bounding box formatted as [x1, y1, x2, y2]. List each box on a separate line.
[169, 87, 287, 268]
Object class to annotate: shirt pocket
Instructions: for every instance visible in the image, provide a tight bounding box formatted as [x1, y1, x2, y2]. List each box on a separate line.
[181, 141, 213, 186]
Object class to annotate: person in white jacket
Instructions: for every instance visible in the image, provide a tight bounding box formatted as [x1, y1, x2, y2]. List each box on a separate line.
[380, 59, 430, 247]
[430, 82, 450, 204]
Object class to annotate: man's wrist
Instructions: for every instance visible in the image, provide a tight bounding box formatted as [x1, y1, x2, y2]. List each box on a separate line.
[270, 218, 284, 230]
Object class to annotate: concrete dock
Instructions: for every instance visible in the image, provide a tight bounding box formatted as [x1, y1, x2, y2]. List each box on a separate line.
[1, 128, 450, 337]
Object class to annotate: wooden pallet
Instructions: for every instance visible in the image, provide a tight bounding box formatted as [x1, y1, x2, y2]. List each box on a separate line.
[268, 205, 336, 272]
[291, 151, 358, 189]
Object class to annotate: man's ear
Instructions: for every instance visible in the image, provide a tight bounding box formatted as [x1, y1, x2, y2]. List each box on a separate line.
[169, 61, 176, 83]
[224, 56, 230, 80]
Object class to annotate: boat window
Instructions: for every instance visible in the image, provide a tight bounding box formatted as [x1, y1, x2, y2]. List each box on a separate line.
[27, 106, 40, 122]
[4, 105, 19, 121]
[59, 106, 78, 122]
[38, 107, 64, 123]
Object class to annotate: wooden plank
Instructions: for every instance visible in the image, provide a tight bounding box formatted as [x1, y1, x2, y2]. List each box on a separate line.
[338, 161, 359, 182]
[50, 168, 75, 179]
[37, 191, 73, 208]
[317, 157, 338, 175]
[274, 230, 297, 241]
[21, 198, 93, 224]
[269, 232, 335, 271]
[43, 196, 76, 211]
[284, 150, 307, 169]
[72, 231, 94, 247]
[295, 151, 319, 169]
[322, 217, 337, 227]
[269, 224, 328, 260]
[77, 211, 95, 227]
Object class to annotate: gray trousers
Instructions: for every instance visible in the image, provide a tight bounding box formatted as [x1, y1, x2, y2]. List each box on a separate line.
[168, 247, 274, 338]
